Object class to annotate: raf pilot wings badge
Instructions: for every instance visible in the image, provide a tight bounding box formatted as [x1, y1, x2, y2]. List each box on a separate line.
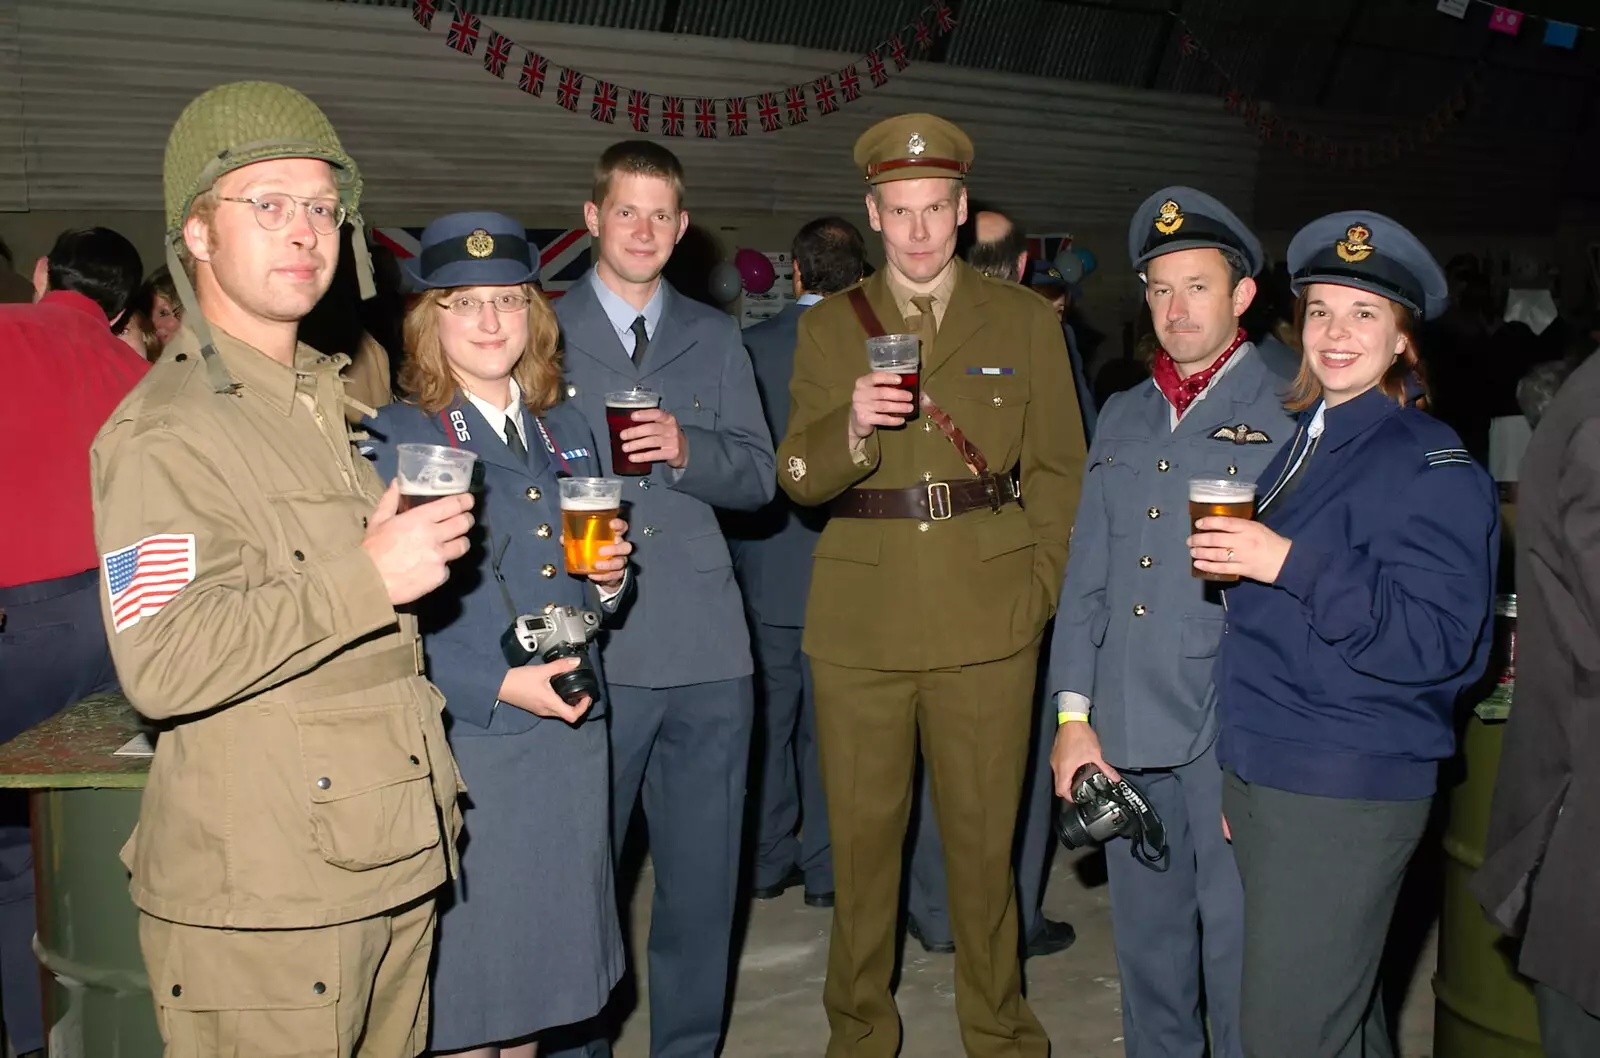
[1212, 423, 1273, 445]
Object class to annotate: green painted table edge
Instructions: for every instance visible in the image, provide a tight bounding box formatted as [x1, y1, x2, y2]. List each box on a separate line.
[0, 693, 151, 789]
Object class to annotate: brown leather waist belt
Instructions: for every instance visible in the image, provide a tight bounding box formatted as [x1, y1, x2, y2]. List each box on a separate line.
[832, 474, 1022, 521]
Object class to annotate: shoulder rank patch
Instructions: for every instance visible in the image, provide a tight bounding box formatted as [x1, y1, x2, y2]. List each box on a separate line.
[1425, 447, 1472, 468]
[1211, 423, 1272, 445]
[787, 456, 807, 482]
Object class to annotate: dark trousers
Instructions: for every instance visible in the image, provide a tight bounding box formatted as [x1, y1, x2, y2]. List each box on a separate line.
[578, 679, 753, 1058]
[811, 644, 1048, 1058]
[906, 655, 1056, 947]
[1223, 770, 1430, 1058]
[1536, 983, 1600, 1058]
[1106, 742, 1242, 1058]
[749, 621, 831, 894]
[0, 569, 118, 1054]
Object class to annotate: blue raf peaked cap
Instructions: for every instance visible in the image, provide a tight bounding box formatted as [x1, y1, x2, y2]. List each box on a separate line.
[1287, 211, 1448, 321]
[403, 211, 539, 290]
[1128, 186, 1264, 277]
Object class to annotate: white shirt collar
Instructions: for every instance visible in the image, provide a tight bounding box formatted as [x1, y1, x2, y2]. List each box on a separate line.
[796, 292, 824, 307]
[463, 378, 525, 445]
[588, 268, 665, 356]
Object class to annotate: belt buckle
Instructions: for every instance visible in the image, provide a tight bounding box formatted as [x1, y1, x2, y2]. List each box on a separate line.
[927, 481, 953, 521]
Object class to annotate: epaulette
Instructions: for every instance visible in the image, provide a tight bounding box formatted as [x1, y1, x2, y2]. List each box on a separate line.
[1425, 447, 1472, 468]
[129, 351, 205, 439]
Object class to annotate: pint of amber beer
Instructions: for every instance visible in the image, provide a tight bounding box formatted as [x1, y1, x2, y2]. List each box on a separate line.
[1188, 479, 1257, 582]
[395, 443, 478, 511]
[559, 478, 623, 575]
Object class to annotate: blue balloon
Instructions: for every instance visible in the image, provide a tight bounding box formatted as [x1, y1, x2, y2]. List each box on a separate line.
[1077, 248, 1097, 276]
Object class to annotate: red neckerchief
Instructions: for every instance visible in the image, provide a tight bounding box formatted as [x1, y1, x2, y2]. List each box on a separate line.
[1152, 327, 1248, 418]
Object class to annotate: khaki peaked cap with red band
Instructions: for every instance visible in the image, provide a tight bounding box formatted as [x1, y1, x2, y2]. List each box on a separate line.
[852, 113, 974, 185]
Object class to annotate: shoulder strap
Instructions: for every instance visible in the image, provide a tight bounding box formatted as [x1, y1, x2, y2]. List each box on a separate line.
[847, 287, 887, 339]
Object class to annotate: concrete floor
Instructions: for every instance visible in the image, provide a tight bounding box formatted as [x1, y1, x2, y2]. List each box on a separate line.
[606, 846, 1441, 1057]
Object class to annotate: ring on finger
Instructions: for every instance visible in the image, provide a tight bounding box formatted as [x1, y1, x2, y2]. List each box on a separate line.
[1227, 548, 1235, 561]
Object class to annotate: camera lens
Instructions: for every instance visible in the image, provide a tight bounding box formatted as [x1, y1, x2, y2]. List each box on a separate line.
[1057, 808, 1094, 850]
[546, 645, 601, 707]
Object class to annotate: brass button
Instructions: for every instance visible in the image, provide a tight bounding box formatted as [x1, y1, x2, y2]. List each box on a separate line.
[1157, 459, 1170, 472]
[639, 478, 652, 489]
[922, 421, 934, 432]
[693, 398, 702, 410]
[1105, 454, 1114, 465]
[525, 486, 541, 501]
[642, 526, 659, 537]
[1147, 507, 1161, 519]
[1133, 604, 1147, 616]
[921, 471, 933, 482]
[1139, 556, 1153, 568]
[316, 777, 331, 790]
[566, 384, 578, 398]
[918, 521, 931, 532]
[536, 524, 552, 539]
[312, 981, 326, 995]
[540, 564, 557, 578]
[992, 395, 1004, 407]
[1228, 464, 1239, 476]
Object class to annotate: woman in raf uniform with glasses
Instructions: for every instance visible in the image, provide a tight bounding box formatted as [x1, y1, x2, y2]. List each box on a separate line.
[1186, 212, 1499, 1058]
[361, 212, 632, 1058]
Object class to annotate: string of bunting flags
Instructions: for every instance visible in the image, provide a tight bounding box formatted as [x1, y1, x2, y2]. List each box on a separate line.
[1177, 19, 1480, 170]
[409, 0, 957, 138]
[1435, 0, 1589, 48]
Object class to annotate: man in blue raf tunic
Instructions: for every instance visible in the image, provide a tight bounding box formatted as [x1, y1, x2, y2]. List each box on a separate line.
[1046, 187, 1296, 1058]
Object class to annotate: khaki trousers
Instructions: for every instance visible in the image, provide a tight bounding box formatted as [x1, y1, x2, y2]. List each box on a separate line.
[811, 639, 1048, 1058]
[139, 895, 435, 1058]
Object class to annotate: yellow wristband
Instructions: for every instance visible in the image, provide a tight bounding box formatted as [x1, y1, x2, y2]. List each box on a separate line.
[1057, 711, 1091, 725]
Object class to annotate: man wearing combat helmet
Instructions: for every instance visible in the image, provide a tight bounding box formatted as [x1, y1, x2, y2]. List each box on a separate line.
[778, 113, 1086, 1056]
[90, 81, 474, 1055]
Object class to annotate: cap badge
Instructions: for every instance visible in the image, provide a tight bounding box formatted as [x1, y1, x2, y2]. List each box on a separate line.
[907, 132, 926, 156]
[465, 229, 495, 259]
[1154, 199, 1185, 236]
[1335, 224, 1374, 264]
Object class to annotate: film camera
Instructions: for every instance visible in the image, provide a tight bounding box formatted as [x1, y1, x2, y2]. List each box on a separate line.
[1056, 763, 1170, 872]
[500, 605, 602, 707]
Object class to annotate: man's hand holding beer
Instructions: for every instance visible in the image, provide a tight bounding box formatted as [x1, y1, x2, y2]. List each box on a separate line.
[362, 481, 476, 605]
[848, 371, 916, 443]
[620, 408, 688, 469]
[1187, 518, 1292, 585]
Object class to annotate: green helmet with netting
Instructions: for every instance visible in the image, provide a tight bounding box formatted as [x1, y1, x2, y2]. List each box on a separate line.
[162, 80, 362, 236]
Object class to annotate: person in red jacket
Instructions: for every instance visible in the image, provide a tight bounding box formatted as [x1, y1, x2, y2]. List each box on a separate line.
[0, 225, 149, 1058]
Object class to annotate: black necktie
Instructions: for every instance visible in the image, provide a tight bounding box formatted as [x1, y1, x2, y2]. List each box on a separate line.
[1261, 426, 1319, 513]
[505, 415, 528, 464]
[630, 315, 650, 368]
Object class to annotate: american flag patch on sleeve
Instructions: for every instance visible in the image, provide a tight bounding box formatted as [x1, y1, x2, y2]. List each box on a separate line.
[103, 534, 197, 633]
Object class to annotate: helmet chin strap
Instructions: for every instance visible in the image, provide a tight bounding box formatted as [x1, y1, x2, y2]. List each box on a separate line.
[165, 236, 240, 396]
[351, 212, 376, 301]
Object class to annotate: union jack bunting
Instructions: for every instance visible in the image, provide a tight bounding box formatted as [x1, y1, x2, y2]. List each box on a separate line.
[661, 95, 685, 136]
[785, 85, 808, 125]
[591, 80, 618, 123]
[726, 97, 750, 136]
[865, 50, 888, 87]
[446, 6, 480, 54]
[557, 68, 584, 111]
[627, 90, 651, 133]
[838, 64, 862, 102]
[888, 34, 909, 71]
[913, 17, 932, 50]
[411, 0, 436, 29]
[518, 51, 548, 96]
[482, 31, 511, 77]
[695, 97, 718, 138]
[757, 92, 781, 133]
[813, 75, 839, 115]
[934, 1, 955, 32]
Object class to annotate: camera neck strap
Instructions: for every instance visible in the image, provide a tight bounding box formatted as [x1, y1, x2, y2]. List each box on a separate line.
[1114, 777, 1171, 872]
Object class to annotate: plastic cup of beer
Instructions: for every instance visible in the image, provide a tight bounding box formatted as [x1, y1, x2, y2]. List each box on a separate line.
[1188, 479, 1257, 582]
[605, 389, 661, 476]
[866, 334, 920, 422]
[395, 443, 478, 512]
[559, 478, 623, 575]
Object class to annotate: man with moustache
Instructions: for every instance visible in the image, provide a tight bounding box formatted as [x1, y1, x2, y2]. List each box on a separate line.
[90, 81, 473, 1056]
[779, 114, 1085, 1058]
[1045, 187, 1296, 1058]
[554, 140, 774, 1058]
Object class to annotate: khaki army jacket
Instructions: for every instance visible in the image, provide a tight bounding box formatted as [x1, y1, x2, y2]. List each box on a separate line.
[90, 328, 463, 930]
[778, 262, 1087, 671]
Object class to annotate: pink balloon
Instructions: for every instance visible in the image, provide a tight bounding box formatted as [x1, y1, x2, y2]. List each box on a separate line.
[733, 248, 777, 294]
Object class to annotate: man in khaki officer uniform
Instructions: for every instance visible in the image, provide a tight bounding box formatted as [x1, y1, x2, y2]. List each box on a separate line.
[778, 113, 1086, 1057]
[90, 81, 473, 1057]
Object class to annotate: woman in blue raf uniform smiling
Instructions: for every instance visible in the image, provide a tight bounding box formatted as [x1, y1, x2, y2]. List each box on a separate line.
[1187, 213, 1498, 1058]
[361, 212, 632, 1058]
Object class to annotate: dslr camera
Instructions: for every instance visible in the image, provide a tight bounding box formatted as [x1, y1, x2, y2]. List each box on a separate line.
[1056, 763, 1170, 872]
[500, 605, 602, 707]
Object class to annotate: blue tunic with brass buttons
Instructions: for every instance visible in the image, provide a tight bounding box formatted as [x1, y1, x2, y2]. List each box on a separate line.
[362, 395, 625, 1048]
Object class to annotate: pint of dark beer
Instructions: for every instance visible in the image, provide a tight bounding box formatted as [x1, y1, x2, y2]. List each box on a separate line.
[866, 334, 921, 421]
[1188, 479, 1257, 582]
[395, 443, 478, 511]
[604, 389, 661, 476]
[559, 478, 623, 575]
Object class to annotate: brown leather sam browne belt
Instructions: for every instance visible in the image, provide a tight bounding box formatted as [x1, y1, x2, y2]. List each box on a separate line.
[832, 473, 1022, 521]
